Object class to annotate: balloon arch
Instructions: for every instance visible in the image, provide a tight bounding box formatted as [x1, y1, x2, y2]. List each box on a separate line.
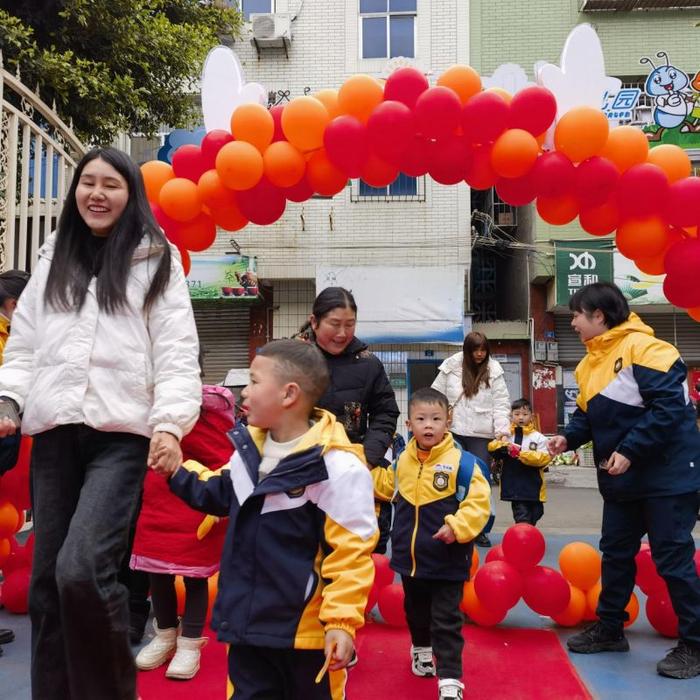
[141, 65, 700, 322]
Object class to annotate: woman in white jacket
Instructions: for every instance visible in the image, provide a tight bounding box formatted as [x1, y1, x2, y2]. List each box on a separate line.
[0, 148, 201, 700]
[432, 332, 511, 547]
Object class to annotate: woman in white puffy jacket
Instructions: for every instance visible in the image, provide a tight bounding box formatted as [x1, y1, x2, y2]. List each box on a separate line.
[0, 148, 201, 700]
[432, 332, 511, 546]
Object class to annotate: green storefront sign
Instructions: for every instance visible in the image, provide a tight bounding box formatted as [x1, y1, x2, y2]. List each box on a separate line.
[187, 255, 259, 300]
[554, 240, 613, 306]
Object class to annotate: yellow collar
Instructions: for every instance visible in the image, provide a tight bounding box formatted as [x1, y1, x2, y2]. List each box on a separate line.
[406, 433, 455, 464]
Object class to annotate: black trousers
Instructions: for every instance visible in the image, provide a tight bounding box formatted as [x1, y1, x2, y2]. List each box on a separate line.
[511, 500, 544, 526]
[597, 492, 700, 644]
[227, 645, 347, 699]
[29, 425, 149, 700]
[401, 575, 464, 679]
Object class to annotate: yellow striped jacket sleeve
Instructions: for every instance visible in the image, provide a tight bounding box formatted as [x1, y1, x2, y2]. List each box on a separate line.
[371, 464, 396, 502]
[444, 466, 491, 544]
[169, 459, 233, 516]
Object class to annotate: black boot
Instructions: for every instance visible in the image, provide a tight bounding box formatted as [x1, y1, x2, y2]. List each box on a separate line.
[0, 628, 14, 644]
[567, 621, 629, 654]
[129, 610, 150, 645]
[657, 641, 700, 679]
[475, 533, 491, 548]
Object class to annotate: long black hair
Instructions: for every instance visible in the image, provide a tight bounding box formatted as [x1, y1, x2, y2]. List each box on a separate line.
[45, 147, 172, 314]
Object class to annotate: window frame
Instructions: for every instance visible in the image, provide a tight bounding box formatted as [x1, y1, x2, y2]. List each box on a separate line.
[358, 0, 417, 61]
[351, 174, 425, 202]
[240, 0, 275, 21]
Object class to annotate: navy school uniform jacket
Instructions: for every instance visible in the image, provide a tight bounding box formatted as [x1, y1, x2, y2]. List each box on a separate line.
[489, 424, 551, 503]
[564, 313, 700, 501]
[169, 409, 378, 649]
[372, 433, 491, 581]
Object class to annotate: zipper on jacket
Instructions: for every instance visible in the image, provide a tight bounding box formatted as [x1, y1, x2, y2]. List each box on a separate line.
[409, 463, 423, 576]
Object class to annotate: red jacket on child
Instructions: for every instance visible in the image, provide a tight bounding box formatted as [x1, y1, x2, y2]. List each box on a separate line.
[131, 385, 235, 575]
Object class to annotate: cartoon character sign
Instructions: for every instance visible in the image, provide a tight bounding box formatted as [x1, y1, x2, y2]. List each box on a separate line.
[640, 51, 698, 138]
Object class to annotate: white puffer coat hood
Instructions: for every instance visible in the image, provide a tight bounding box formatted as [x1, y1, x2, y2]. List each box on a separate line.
[0, 233, 201, 440]
[431, 353, 511, 439]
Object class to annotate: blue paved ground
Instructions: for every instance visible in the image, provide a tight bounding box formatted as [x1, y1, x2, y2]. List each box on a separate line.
[2, 533, 700, 699]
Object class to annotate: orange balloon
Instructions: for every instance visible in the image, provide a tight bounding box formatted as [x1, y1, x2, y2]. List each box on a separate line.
[215, 141, 264, 191]
[559, 541, 602, 591]
[554, 107, 609, 163]
[263, 141, 306, 188]
[537, 194, 579, 225]
[206, 572, 219, 622]
[616, 216, 670, 259]
[210, 197, 249, 232]
[0, 502, 20, 537]
[647, 144, 692, 183]
[177, 212, 217, 252]
[281, 96, 330, 151]
[485, 87, 512, 104]
[437, 65, 482, 105]
[0, 537, 11, 568]
[314, 89, 341, 119]
[687, 306, 700, 321]
[470, 547, 480, 579]
[601, 126, 649, 173]
[175, 575, 186, 616]
[552, 584, 587, 627]
[230, 103, 274, 152]
[158, 178, 202, 222]
[141, 160, 174, 202]
[635, 253, 666, 276]
[198, 169, 237, 209]
[586, 583, 638, 627]
[360, 154, 398, 188]
[624, 592, 640, 628]
[306, 149, 348, 196]
[338, 75, 384, 124]
[491, 129, 539, 178]
[684, 225, 698, 238]
[460, 580, 506, 626]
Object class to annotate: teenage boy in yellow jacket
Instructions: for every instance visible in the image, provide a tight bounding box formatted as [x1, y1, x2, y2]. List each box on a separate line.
[373, 387, 491, 700]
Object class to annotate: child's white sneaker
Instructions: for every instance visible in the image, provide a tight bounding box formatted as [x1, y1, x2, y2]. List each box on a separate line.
[165, 635, 208, 680]
[135, 621, 178, 670]
[411, 645, 436, 677]
[438, 678, 464, 700]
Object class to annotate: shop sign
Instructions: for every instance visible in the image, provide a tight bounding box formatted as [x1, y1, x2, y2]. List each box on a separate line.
[613, 254, 667, 306]
[554, 240, 613, 306]
[187, 255, 259, 300]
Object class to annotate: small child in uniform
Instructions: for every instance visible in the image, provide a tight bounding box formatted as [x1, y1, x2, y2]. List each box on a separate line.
[488, 398, 551, 526]
[154, 339, 378, 699]
[372, 387, 491, 700]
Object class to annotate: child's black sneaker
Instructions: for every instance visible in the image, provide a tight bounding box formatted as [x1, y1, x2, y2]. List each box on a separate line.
[475, 533, 491, 548]
[567, 622, 630, 654]
[657, 641, 700, 679]
[411, 646, 436, 677]
[438, 679, 464, 699]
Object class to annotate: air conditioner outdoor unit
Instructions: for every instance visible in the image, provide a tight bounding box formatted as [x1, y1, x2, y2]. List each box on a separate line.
[250, 13, 292, 58]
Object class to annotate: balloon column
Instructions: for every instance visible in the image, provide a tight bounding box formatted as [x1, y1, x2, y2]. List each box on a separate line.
[141, 64, 700, 321]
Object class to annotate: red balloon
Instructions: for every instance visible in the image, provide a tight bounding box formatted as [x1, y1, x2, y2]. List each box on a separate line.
[522, 566, 571, 616]
[178, 247, 191, 276]
[485, 544, 506, 564]
[1, 566, 30, 613]
[461, 92, 510, 145]
[575, 156, 619, 207]
[397, 136, 432, 178]
[537, 194, 579, 226]
[323, 115, 369, 178]
[664, 273, 700, 308]
[176, 213, 217, 252]
[496, 173, 538, 206]
[616, 163, 669, 218]
[377, 583, 407, 627]
[664, 238, 700, 307]
[269, 105, 286, 142]
[281, 176, 314, 203]
[460, 580, 507, 627]
[428, 135, 472, 186]
[201, 130, 234, 170]
[501, 523, 546, 571]
[384, 67, 429, 109]
[172, 144, 207, 183]
[0, 435, 32, 511]
[473, 560, 523, 612]
[508, 86, 557, 136]
[237, 178, 286, 226]
[646, 590, 679, 638]
[415, 87, 462, 140]
[531, 152, 576, 198]
[464, 145, 498, 190]
[373, 553, 394, 589]
[664, 177, 700, 228]
[361, 154, 398, 188]
[634, 543, 667, 596]
[367, 101, 416, 163]
[579, 199, 620, 237]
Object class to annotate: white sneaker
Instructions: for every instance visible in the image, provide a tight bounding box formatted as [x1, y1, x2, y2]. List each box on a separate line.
[135, 621, 178, 671]
[438, 679, 464, 700]
[411, 645, 436, 677]
[165, 635, 208, 680]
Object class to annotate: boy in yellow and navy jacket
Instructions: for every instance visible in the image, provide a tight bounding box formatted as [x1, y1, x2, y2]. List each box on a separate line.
[158, 340, 378, 700]
[373, 387, 490, 700]
[488, 398, 551, 526]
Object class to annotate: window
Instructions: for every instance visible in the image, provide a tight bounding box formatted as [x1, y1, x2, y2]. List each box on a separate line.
[353, 173, 424, 201]
[360, 0, 416, 60]
[239, 0, 273, 21]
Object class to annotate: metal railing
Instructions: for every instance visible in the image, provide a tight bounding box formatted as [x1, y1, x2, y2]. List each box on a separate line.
[0, 52, 86, 271]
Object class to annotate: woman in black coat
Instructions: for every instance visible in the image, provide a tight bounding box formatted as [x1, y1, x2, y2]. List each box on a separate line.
[298, 287, 400, 552]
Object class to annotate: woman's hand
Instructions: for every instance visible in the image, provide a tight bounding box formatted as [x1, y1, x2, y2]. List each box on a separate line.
[148, 431, 182, 476]
[0, 416, 18, 438]
[547, 435, 568, 455]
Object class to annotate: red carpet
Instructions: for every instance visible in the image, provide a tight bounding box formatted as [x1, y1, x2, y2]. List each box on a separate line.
[138, 623, 592, 700]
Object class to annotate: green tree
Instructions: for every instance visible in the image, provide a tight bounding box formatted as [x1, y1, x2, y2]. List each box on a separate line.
[0, 1, 242, 143]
